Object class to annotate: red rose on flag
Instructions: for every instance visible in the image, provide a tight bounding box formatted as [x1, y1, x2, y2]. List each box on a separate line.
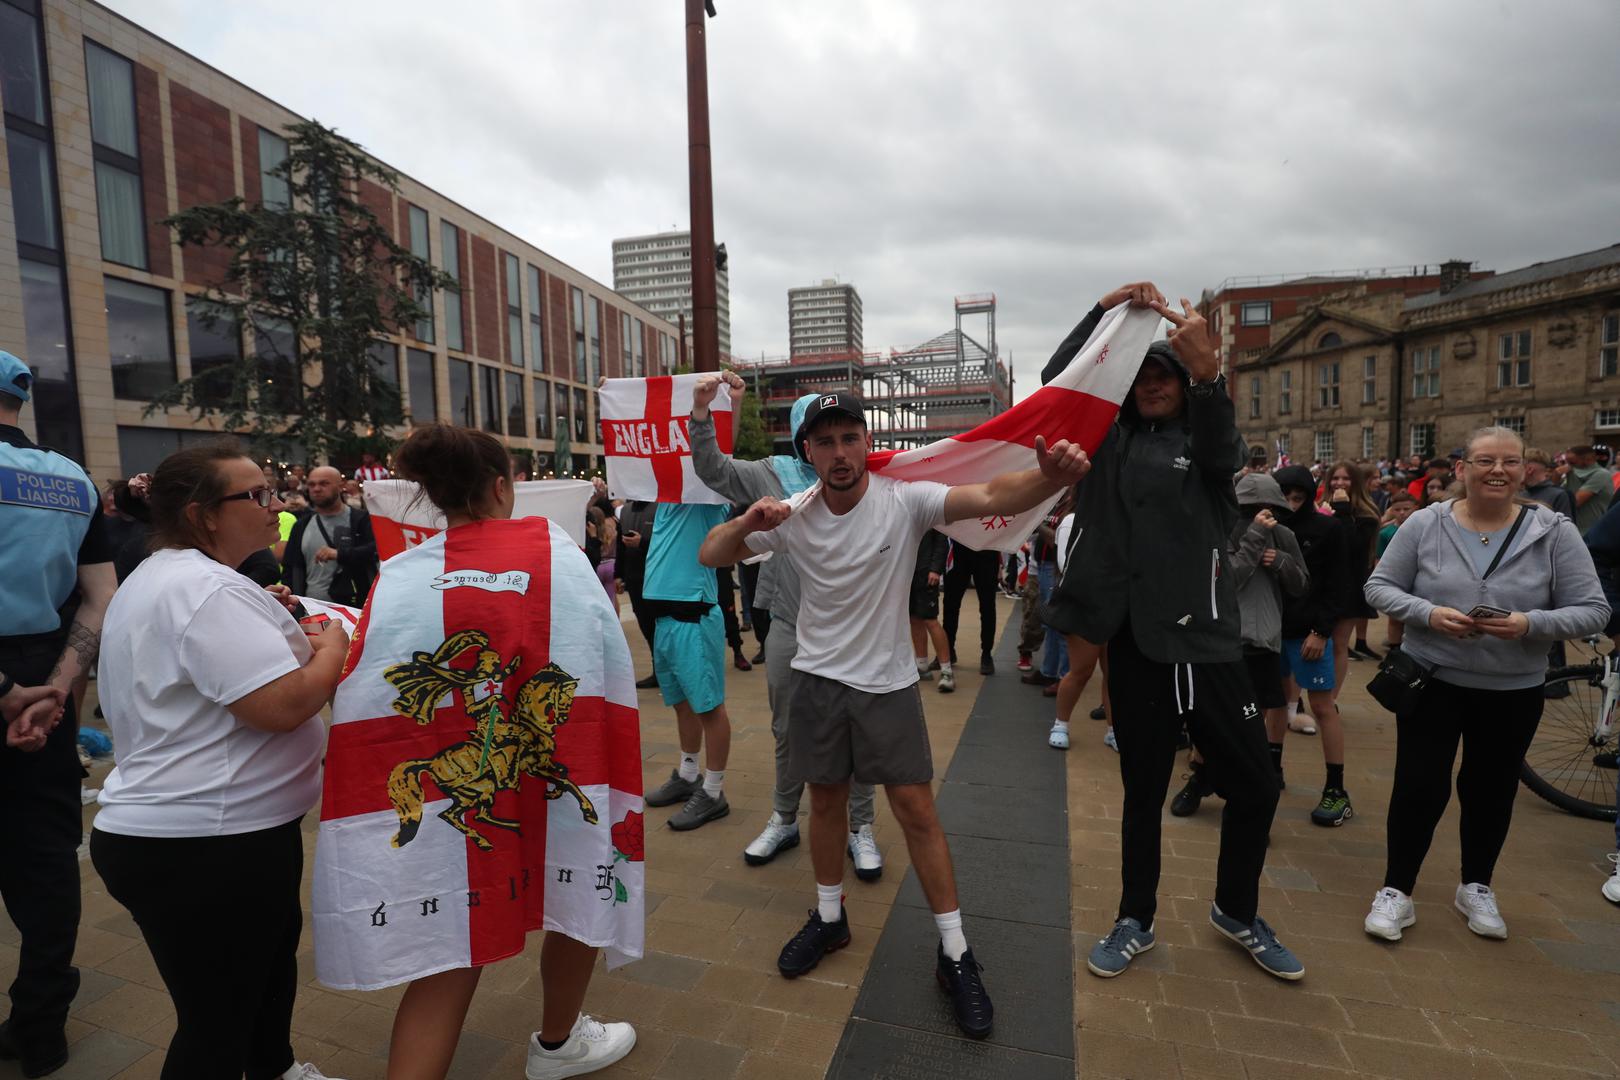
[612, 811, 644, 862]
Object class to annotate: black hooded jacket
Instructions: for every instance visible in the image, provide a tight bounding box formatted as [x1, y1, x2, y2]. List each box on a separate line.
[1271, 465, 1350, 639]
[1043, 303, 1247, 664]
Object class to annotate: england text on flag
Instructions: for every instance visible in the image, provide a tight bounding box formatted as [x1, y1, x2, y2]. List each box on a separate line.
[598, 374, 734, 504]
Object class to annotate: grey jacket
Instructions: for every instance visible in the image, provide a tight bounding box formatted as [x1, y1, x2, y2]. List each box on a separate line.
[1364, 501, 1610, 688]
[1227, 517, 1310, 654]
[689, 415, 802, 624]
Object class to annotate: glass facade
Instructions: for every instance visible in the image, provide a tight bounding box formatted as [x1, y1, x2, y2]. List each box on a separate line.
[505, 371, 524, 436]
[85, 40, 146, 269]
[406, 347, 437, 422]
[408, 205, 433, 343]
[442, 221, 464, 351]
[185, 297, 239, 406]
[448, 357, 473, 427]
[527, 265, 545, 372]
[105, 276, 175, 400]
[533, 378, 551, 438]
[480, 364, 501, 433]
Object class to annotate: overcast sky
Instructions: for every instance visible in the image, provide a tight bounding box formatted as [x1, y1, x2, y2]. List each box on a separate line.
[109, 0, 1620, 397]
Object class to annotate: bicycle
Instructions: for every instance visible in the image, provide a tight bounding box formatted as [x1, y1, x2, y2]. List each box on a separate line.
[1522, 636, 1620, 821]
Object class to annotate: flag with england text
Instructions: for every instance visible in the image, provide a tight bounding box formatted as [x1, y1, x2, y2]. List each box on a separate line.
[598, 374, 734, 503]
[365, 479, 595, 561]
[312, 516, 643, 990]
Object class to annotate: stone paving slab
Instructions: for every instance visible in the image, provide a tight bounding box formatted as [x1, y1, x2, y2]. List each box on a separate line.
[830, 1018, 1075, 1080]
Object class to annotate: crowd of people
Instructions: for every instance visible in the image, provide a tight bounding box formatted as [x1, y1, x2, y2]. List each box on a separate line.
[2, 281, 1620, 1080]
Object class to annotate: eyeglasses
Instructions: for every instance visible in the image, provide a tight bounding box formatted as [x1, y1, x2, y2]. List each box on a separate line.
[217, 486, 276, 508]
[1465, 458, 1523, 470]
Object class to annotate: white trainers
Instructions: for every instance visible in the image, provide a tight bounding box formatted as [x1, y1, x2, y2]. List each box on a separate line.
[1048, 723, 1070, 750]
[281, 1064, 344, 1080]
[1602, 853, 1620, 904]
[848, 823, 883, 881]
[937, 670, 956, 693]
[743, 812, 799, 866]
[526, 1014, 636, 1080]
[1103, 728, 1118, 752]
[1454, 882, 1507, 939]
[1363, 887, 1416, 941]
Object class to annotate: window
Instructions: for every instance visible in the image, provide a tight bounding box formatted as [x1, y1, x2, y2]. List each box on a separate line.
[621, 312, 634, 377]
[257, 128, 289, 209]
[408, 206, 433, 343]
[1276, 433, 1290, 459]
[572, 387, 587, 442]
[448, 358, 473, 426]
[185, 297, 239, 406]
[1597, 409, 1620, 430]
[441, 222, 464, 351]
[1496, 416, 1525, 436]
[1315, 430, 1335, 462]
[1497, 331, 1531, 388]
[0, 2, 47, 124]
[534, 378, 551, 438]
[105, 277, 174, 400]
[256, 317, 299, 413]
[1248, 375, 1261, 419]
[85, 42, 146, 269]
[1278, 370, 1292, 415]
[479, 365, 502, 434]
[504, 253, 523, 367]
[505, 371, 524, 435]
[1362, 427, 1375, 459]
[1362, 356, 1376, 405]
[1603, 314, 1619, 378]
[1411, 347, 1440, 398]
[368, 340, 399, 392]
[406, 347, 437, 422]
[1410, 422, 1436, 458]
[527, 266, 546, 372]
[1241, 301, 1271, 326]
[586, 296, 601, 383]
[571, 287, 587, 382]
[1317, 362, 1340, 408]
[1318, 332, 1341, 349]
[633, 318, 646, 378]
[6, 130, 57, 250]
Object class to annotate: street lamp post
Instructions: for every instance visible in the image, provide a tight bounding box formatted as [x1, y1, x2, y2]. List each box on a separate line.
[685, 0, 719, 374]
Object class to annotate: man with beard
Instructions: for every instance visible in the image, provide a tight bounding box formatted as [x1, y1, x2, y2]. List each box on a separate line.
[281, 465, 378, 605]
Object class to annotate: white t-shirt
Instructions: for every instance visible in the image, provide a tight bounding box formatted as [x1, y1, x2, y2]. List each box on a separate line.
[746, 473, 950, 693]
[95, 548, 326, 837]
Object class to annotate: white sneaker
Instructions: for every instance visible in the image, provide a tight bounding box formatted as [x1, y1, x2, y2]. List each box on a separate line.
[1048, 723, 1070, 750]
[743, 812, 799, 866]
[848, 823, 883, 881]
[1363, 887, 1416, 941]
[1454, 882, 1507, 939]
[1602, 853, 1620, 904]
[937, 670, 956, 693]
[282, 1064, 344, 1080]
[526, 1015, 636, 1080]
[1103, 728, 1118, 752]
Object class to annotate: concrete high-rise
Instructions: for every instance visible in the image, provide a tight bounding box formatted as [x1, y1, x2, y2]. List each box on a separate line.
[611, 230, 731, 357]
[788, 280, 862, 356]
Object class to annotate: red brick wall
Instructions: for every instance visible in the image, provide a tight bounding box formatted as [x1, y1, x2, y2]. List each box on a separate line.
[169, 83, 235, 288]
[470, 234, 497, 362]
[602, 302, 620, 378]
[133, 64, 170, 277]
[548, 275, 570, 380]
[239, 116, 260, 206]
[498, 250, 514, 364]
[357, 179, 393, 238]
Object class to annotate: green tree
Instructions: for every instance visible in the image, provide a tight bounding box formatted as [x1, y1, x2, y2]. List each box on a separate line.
[731, 389, 773, 461]
[156, 120, 452, 462]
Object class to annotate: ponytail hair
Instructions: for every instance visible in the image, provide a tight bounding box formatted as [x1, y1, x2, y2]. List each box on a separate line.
[392, 423, 511, 519]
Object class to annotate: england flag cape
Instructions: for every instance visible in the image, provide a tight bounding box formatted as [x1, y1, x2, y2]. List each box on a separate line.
[312, 516, 644, 990]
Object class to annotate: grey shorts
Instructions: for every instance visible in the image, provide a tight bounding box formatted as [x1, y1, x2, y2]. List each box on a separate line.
[786, 669, 934, 787]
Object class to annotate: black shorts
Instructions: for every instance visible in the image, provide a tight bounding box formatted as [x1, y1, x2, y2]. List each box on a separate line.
[908, 581, 940, 621]
[1243, 649, 1287, 711]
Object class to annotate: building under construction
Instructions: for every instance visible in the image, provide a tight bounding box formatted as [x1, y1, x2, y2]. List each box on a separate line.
[732, 294, 1012, 454]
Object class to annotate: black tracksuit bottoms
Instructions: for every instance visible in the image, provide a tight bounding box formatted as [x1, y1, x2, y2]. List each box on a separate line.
[1109, 626, 1279, 928]
[943, 549, 1000, 660]
[1384, 679, 1543, 895]
[90, 819, 303, 1080]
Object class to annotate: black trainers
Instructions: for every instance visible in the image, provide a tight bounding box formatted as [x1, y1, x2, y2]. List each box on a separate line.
[1170, 772, 1213, 817]
[635, 672, 659, 690]
[778, 908, 851, 978]
[936, 944, 994, 1039]
[1089, 705, 1108, 721]
[979, 653, 995, 676]
[0, 1021, 68, 1079]
[645, 769, 699, 808]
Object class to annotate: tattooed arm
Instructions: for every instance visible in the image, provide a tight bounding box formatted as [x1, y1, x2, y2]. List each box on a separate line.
[49, 562, 116, 704]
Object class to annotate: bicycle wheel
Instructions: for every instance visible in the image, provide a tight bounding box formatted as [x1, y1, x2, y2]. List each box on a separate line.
[1520, 664, 1619, 821]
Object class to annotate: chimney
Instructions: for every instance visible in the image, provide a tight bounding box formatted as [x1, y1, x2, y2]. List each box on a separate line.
[1439, 259, 1471, 294]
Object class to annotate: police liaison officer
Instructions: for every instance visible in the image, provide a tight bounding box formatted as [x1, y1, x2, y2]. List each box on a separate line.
[0, 350, 117, 1077]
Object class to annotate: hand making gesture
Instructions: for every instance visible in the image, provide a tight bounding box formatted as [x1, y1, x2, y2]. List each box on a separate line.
[1035, 436, 1091, 486]
[1150, 298, 1220, 383]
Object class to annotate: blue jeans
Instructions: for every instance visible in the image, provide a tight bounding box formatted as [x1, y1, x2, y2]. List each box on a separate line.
[1038, 561, 1069, 679]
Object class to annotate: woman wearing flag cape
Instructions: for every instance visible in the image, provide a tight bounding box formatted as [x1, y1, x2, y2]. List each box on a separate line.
[312, 424, 643, 1080]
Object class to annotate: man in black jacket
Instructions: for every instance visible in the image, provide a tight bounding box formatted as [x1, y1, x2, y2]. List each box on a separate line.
[616, 500, 659, 688]
[1048, 282, 1301, 983]
[281, 465, 377, 607]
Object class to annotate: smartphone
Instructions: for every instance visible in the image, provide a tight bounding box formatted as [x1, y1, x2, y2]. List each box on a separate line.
[1466, 605, 1510, 620]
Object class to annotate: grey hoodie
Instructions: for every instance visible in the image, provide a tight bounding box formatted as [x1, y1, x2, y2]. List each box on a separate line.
[1364, 501, 1609, 689]
[1229, 474, 1310, 653]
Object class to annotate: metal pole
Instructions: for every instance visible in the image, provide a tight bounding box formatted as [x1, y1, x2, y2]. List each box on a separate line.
[685, 0, 719, 373]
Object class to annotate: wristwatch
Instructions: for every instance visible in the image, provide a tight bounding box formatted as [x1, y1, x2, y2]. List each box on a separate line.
[0, 671, 14, 701]
[1186, 374, 1224, 399]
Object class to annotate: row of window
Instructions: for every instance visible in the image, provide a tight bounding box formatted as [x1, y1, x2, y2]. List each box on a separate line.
[1270, 417, 1535, 465]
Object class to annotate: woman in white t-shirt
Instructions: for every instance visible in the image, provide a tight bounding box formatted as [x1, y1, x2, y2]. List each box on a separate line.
[90, 441, 349, 1080]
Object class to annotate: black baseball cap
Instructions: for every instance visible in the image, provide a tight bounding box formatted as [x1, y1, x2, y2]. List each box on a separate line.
[794, 391, 866, 462]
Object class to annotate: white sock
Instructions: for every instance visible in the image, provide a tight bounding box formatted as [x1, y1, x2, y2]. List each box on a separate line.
[817, 882, 843, 923]
[935, 908, 968, 961]
[677, 753, 700, 782]
[940, 662, 953, 675]
[1051, 719, 1069, 734]
[702, 769, 724, 799]
[916, 656, 930, 672]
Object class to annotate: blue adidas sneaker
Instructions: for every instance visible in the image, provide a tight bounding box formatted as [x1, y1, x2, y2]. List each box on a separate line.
[1209, 904, 1304, 980]
[1086, 917, 1155, 978]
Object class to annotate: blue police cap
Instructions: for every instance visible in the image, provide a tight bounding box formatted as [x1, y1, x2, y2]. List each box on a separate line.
[0, 351, 31, 403]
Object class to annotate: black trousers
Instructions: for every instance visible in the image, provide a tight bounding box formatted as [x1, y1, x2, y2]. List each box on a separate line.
[0, 635, 82, 1046]
[943, 550, 1000, 659]
[1109, 627, 1279, 928]
[627, 587, 657, 667]
[1384, 679, 1542, 894]
[91, 819, 304, 1080]
[716, 566, 743, 650]
[739, 561, 769, 648]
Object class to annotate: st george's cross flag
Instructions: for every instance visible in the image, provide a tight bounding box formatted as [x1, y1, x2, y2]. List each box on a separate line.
[365, 479, 596, 561]
[598, 374, 734, 503]
[312, 516, 644, 990]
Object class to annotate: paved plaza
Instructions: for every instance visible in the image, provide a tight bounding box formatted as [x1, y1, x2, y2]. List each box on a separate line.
[4, 597, 1620, 1079]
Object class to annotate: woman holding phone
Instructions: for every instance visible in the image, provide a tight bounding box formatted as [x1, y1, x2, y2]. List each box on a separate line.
[1362, 426, 1607, 943]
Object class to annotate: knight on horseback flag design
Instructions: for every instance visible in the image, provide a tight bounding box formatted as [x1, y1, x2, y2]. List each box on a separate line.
[311, 516, 644, 991]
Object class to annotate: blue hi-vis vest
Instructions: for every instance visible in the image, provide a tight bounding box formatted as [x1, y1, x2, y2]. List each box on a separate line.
[0, 440, 95, 636]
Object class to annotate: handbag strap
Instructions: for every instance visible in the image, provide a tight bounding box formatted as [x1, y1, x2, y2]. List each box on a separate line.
[1481, 505, 1530, 580]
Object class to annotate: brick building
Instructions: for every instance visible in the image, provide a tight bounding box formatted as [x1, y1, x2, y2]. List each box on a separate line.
[1224, 246, 1620, 464]
[0, 0, 683, 480]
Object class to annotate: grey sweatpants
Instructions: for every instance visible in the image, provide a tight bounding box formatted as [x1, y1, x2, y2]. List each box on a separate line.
[765, 616, 877, 825]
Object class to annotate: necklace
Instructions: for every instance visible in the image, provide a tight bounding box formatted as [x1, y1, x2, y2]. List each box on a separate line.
[1456, 503, 1509, 545]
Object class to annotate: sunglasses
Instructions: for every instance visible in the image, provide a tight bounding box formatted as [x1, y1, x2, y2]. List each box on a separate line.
[218, 486, 276, 508]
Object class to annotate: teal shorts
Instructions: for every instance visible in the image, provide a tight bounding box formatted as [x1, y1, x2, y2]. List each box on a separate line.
[655, 608, 726, 714]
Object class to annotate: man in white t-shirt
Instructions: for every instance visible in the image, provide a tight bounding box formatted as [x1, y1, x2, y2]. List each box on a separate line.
[698, 392, 1090, 1041]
